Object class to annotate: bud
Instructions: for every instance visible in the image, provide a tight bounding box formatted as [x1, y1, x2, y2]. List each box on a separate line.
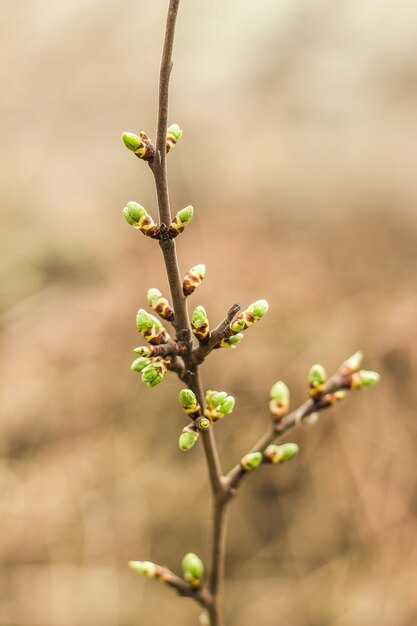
[339, 351, 364, 376]
[215, 333, 244, 349]
[166, 123, 183, 152]
[147, 288, 175, 322]
[264, 443, 299, 464]
[179, 388, 201, 418]
[123, 201, 146, 226]
[141, 358, 167, 388]
[136, 309, 170, 345]
[128, 560, 158, 578]
[204, 389, 235, 422]
[269, 381, 290, 419]
[182, 552, 204, 588]
[169, 205, 194, 238]
[230, 299, 269, 334]
[308, 364, 327, 398]
[133, 346, 153, 357]
[183, 264, 206, 296]
[304, 411, 319, 425]
[179, 429, 199, 451]
[240, 451, 263, 472]
[131, 356, 152, 372]
[350, 370, 380, 389]
[123, 201, 159, 238]
[122, 131, 155, 160]
[192, 305, 210, 343]
[122, 132, 142, 152]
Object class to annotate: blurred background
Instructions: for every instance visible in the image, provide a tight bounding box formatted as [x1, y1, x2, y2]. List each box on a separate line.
[1, 1, 416, 624]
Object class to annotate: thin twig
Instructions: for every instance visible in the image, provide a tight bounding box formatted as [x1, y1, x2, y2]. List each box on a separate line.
[192, 302, 241, 365]
[148, 3, 227, 624]
[225, 374, 348, 493]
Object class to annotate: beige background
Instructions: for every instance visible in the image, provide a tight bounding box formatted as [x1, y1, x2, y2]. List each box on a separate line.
[1, 1, 417, 625]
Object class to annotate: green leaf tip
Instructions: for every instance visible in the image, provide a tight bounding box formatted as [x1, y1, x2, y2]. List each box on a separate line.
[241, 451, 263, 472]
[352, 369, 380, 389]
[131, 356, 151, 372]
[147, 288, 162, 307]
[141, 361, 166, 388]
[192, 305, 208, 328]
[265, 443, 299, 464]
[167, 123, 183, 142]
[123, 201, 146, 226]
[251, 299, 269, 319]
[179, 431, 198, 451]
[270, 381, 289, 403]
[308, 363, 327, 386]
[177, 205, 193, 224]
[136, 308, 152, 331]
[182, 552, 204, 588]
[122, 132, 142, 152]
[128, 560, 157, 577]
[179, 388, 197, 408]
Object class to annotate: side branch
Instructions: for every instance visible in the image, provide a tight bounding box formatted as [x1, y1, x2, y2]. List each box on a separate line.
[192, 303, 241, 365]
[225, 374, 348, 493]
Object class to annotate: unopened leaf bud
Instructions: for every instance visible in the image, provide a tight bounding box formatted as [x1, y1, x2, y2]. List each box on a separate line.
[136, 309, 170, 344]
[339, 351, 364, 376]
[133, 346, 153, 357]
[123, 201, 146, 226]
[183, 264, 206, 296]
[123, 201, 159, 238]
[166, 123, 183, 152]
[216, 333, 244, 349]
[205, 390, 235, 422]
[192, 305, 210, 342]
[350, 370, 380, 389]
[230, 299, 269, 334]
[141, 359, 167, 388]
[309, 364, 327, 398]
[179, 388, 201, 418]
[182, 552, 204, 588]
[131, 356, 152, 372]
[179, 424, 199, 451]
[147, 288, 174, 322]
[220, 395, 235, 414]
[169, 205, 194, 237]
[241, 451, 263, 472]
[122, 132, 142, 152]
[269, 381, 290, 419]
[128, 560, 157, 578]
[264, 443, 299, 464]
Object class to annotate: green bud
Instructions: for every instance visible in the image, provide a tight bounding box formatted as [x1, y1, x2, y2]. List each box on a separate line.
[265, 443, 299, 464]
[136, 308, 153, 331]
[219, 395, 235, 414]
[352, 370, 380, 388]
[147, 288, 162, 308]
[270, 381, 289, 404]
[309, 364, 327, 386]
[131, 356, 152, 372]
[128, 560, 157, 577]
[251, 299, 269, 319]
[141, 361, 166, 388]
[133, 346, 153, 357]
[182, 552, 204, 588]
[269, 381, 290, 419]
[179, 430, 198, 451]
[192, 305, 208, 329]
[179, 389, 197, 409]
[123, 201, 146, 226]
[168, 123, 183, 142]
[241, 451, 263, 472]
[122, 132, 142, 152]
[177, 205, 193, 224]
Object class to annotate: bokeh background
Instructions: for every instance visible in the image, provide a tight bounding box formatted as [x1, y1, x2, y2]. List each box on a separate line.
[1, 1, 417, 625]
